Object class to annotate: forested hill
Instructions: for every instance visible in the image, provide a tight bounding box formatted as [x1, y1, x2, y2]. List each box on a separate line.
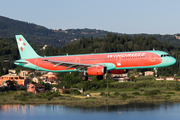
[0, 16, 108, 48]
[0, 15, 180, 48]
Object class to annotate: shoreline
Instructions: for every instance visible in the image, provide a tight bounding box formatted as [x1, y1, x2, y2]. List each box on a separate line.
[1, 97, 180, 106]
[1, 87, 180, 106]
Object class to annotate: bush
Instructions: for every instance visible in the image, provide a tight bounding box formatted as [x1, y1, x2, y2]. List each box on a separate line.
[121, 93, 127, 98]
[121, 93, 134, 99]
[73, 90, 81, 95]
[114, 92, 120, 96]
[166, 92, 174, 94]
[132, 92, 140, 95]
[165, 95, 171, 99]
[174, 85, 180, 91]
[47, 96, 53, 101]
[140, 88, 144, 91]
[19, 96, 28, 101]
[132, 86, 138, 90]
[63, 90, 70, 94]
[143, 89, 161, 96]
[100, 92, 106, 96]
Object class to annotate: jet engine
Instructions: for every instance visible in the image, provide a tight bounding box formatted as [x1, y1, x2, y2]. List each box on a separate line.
[110, 69, 128, 74]
[87, 66, 107, 75]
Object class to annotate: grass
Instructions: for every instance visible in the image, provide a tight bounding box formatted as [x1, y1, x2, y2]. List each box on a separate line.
[0, 89, 180, 106]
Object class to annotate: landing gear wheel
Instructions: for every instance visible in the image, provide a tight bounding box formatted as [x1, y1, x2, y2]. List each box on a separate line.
[81, 76, 88, 81]
[97, 75, 103, 80]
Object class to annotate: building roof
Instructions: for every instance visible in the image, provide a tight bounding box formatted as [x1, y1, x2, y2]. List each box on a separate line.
[32, 83, 45, 88]
[1, 74, 18, 77]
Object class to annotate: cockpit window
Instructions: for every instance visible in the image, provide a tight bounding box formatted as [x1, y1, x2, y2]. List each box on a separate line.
[161, 54, 170, 57]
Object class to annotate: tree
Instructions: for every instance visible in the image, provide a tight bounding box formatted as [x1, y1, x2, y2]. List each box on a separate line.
[6, 80, 16, 90]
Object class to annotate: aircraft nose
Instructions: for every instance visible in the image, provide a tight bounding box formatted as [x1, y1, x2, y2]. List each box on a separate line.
[169, 57, 176, 65]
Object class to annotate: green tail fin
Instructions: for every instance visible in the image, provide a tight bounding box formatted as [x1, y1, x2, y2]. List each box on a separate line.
[15, 35, 40, 59]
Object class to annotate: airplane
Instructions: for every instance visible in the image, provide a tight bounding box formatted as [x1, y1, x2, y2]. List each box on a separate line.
[14, 35, 176, 80]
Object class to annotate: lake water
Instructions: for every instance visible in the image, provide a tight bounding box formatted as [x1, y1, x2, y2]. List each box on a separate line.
[0, 102, 180, 120]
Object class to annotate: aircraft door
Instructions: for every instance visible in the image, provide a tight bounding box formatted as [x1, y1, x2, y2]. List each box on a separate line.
[76, 57, 80, 63]
[150, 55, 155, 62]
[116, 57, 121, 66]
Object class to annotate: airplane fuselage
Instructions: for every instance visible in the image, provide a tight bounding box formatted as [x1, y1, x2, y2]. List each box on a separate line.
[15, 50, 176, 72]
[14, 35, 176, 80]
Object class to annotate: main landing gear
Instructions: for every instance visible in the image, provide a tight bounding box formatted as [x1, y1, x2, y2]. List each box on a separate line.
[81, 76, 88, 81]
[81, 75, 104, 81]
[81, 72, 104, 81]
[81, 71, 88, 81]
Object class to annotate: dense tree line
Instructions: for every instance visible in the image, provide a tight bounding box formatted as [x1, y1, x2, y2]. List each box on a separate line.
[0, 37, 43, 75]
[1, 33, 180, 77]
[59, 33, 180, 75]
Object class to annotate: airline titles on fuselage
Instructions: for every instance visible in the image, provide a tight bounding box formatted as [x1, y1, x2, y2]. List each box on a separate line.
[107, 53, 146, 58]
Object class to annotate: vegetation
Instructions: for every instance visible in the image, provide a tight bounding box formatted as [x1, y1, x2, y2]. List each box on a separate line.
[0, 15, 180, 49]
[1, 76, 180, 105]
[1, 28, 180, 76]
[0, 16, 108, 48]
[59, 34, 180, 75]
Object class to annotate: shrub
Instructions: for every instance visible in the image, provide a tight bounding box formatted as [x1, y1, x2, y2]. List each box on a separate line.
[63, 90, 70, 94]
[73, 90, 81, 95]
[174, 85, 180, 91]
[166, 92, 174, 94]
[45, 91, 53, 97]
[165, 95, 171, 99]
[100, 92, 106, 96]
[114, 92, 120, 96]
[132, 92, 140, 95]
[140, 89, 144, 91]
[19, 96, 28, 101]
[47, 96, 53, 101]
[132, 86, 138, 90]
[143, 89, 161, 96]
[121, 93, 134, 99]
[121, 93, 127, 98]
[53, 91, 60, 97]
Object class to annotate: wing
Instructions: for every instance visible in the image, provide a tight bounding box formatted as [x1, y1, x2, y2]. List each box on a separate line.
[42, 59, 97, 71]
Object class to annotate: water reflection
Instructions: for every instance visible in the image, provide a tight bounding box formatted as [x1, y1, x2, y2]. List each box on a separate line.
[0, 102, 178, 113]
[63, 102, 175, 113]
[0, 103, 180, 120]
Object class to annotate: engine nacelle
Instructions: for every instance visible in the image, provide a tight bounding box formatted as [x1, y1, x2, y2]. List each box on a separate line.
[110, 70, 128, 74]
[87, 66, 107, 75]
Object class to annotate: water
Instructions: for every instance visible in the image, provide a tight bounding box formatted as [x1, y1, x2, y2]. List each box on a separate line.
[0, 103, 180, 120]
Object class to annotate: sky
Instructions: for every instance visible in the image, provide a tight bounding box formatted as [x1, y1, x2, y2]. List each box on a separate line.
[0, 0, 180, 34]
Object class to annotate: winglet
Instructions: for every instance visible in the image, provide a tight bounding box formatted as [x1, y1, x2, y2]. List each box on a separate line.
[15, 35, 40, 59]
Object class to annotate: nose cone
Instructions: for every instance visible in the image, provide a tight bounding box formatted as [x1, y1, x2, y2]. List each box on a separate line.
[159, 57, 176, 67]
[170, 57, 176, 65]
[169, 57, 176, 65]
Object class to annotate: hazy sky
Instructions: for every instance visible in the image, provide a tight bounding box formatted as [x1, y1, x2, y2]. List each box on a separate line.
[0, 0, 180, 34]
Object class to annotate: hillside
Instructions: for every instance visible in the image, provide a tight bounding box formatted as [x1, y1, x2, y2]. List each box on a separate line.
[0, 16, 108, 48]
[0, 15, 180, 48]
